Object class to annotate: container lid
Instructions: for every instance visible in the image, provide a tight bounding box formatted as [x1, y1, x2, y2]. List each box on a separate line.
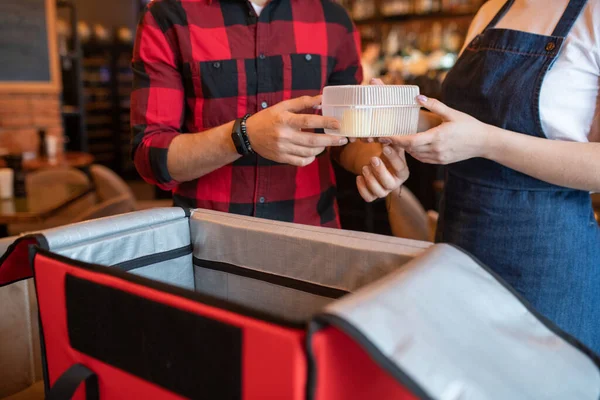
[322, 85, 420, 107]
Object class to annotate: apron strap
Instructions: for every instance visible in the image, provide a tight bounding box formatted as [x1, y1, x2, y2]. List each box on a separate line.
[551, 0, 588, 37]
[484, 0, 587, 38]
[483, 0, 515, 31]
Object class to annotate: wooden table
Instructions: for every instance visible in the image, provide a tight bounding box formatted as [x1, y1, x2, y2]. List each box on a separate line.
[0, 182, 93, 226]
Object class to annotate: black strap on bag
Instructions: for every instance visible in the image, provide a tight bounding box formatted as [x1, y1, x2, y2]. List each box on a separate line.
[47, 364, 99, 400]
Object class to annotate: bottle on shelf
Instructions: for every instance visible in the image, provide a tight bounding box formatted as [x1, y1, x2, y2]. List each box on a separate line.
[430, 22, 443, 52]
[444, 22, 464, 53]
[441, 0, 481, 13]
[352, 0, 376, 20]
[38, 129, 47, 159]
[381, 0, 413, 16]
[414, 0, 434, 14]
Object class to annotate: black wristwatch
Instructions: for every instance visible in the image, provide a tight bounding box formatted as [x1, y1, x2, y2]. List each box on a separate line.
[232, 114, 254, 155]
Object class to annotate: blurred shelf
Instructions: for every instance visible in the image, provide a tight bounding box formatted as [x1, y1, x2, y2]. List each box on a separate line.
[88, 131, 113, 140]
[92, 153, 116, 163]
[77, 39, 134, 173]
[61, 106, 81, 116]
[355, 11, 476, 25]
[60, 52, 81, 60]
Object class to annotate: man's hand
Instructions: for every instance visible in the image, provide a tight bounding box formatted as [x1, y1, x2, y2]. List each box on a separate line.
[356, 145, 409, 202]
[245, 96, 348, 167]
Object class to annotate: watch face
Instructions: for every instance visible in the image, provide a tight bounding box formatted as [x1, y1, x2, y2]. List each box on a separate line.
[232, 120, 247, 155]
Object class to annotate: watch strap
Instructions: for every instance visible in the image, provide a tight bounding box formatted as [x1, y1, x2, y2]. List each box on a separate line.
[240, 114, 253, 154]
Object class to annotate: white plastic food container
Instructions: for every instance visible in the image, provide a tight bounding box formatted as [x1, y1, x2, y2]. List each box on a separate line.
[321, 85, 420, 137]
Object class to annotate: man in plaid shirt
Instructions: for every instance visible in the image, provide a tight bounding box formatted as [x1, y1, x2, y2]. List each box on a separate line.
[131, 0, 408, 228]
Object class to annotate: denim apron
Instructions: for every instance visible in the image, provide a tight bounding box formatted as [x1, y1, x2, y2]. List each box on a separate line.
[439, 0, 600, 353]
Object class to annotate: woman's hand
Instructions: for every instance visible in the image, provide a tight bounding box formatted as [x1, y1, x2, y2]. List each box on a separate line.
[380, 95, 492, 165]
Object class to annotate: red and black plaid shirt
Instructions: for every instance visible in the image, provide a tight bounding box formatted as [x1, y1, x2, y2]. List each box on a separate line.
[131, 0, 362, 227]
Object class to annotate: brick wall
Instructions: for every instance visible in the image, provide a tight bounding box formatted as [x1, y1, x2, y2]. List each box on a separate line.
[0, 92, 63, 155]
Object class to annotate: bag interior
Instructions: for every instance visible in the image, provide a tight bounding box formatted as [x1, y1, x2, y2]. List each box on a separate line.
[47, 210, 428, 323]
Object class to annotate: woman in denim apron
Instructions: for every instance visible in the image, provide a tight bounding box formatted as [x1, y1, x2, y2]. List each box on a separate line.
[373, 0, 600, 353]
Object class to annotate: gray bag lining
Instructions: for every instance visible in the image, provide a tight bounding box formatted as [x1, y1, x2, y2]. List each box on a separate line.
[41, 208, 188, 250]
[192, 258, 348, 298]
[131, 254, 195, 291]
[51, 218, 191, 268]
[188, 210, 429, 322]
[115, 245, 192, 272]
[190, 210, 429, 293]
[194, 265, 335, 322]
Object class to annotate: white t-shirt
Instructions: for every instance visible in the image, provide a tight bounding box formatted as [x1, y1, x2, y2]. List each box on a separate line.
[462, 0, 600, 143]
[251, 2, 265, 16]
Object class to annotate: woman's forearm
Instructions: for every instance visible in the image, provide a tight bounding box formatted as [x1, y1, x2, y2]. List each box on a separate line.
[485, 125, 600, 192]
[392, 96, 600, 193]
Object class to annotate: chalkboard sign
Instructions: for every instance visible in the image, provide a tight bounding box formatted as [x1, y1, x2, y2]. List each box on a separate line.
[0, 0, 59, 92]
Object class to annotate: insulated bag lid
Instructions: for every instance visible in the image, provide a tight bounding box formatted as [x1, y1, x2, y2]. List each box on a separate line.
[314, 244, 600, 400]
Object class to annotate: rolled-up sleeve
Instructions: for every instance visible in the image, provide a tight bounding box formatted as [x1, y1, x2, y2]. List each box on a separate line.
[131, 5, 183, 191]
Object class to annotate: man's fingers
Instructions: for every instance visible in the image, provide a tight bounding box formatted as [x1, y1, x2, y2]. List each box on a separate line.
[368, 157, 398, 191]
[288, 131, 348, 148]
[380, 146, 408, 181]
[287, 144, 326, 158]
[361, 165, 389, 198]
[277, 95, 322, 113]
[357, 176, 377, 203]
[285, 113, 340, 130]
[283, 155, 317, 167]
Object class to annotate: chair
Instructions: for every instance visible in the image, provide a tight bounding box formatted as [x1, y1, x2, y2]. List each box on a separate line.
[8, 168, 96, 235]
[386, 186, 438, 242]
[26, 167, 89, 187]
[89, 164, 172, 210]
[2, 382, 44, 400]
[71, 195, 136, 223]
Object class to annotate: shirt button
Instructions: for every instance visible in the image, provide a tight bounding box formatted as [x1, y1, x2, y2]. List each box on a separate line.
[213, 62, 221, 68]
[259, 53, 266, 60]
[261, 101, 268, 109]
[305, 54, 312, 61]
[259, 197, 265, 203]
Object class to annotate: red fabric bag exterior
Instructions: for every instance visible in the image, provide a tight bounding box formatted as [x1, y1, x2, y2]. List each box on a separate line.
[32, 250, 308, 400]
[0, 237, 38, 286]
[309, 326, 419, 400]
